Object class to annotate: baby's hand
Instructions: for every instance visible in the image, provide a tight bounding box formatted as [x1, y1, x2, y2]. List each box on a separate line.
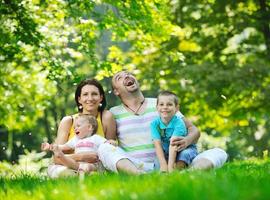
[106, 139, 118, 146]
[41, 142, 51, 151]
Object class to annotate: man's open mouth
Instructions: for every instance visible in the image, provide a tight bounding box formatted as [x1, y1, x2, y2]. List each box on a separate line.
[124, 77, 135, 86]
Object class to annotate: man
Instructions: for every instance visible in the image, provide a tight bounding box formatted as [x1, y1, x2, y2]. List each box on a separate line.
[98, 71, 227, 173]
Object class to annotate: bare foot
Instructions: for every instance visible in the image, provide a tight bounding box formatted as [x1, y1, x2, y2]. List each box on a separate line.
[51, 145, 64, 158]
[78, 163, 96, 173]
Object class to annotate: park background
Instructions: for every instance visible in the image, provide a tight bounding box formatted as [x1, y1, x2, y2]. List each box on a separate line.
[0, 0, 269, 174]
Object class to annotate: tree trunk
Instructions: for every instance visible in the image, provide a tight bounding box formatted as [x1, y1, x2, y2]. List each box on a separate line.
[259, 0, 270, 57]
[7, 130, 13, 161]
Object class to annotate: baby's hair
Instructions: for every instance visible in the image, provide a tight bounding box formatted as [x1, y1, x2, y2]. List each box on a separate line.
[75, 114, 98, 134]
[157, 90, 179, 106]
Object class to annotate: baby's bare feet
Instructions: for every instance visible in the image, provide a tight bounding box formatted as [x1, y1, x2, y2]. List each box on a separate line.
[51, 145, 64, 158]
[78, 163, 96, 173]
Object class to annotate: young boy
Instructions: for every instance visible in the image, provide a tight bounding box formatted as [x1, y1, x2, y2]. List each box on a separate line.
[41, 114, 117, 174]
[150, 91, 198, 172]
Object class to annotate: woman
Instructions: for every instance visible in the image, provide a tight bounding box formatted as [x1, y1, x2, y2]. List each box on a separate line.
[48, 79, 116, 178]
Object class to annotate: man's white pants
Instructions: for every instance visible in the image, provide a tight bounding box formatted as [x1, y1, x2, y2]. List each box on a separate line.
[98, 143, 228, 172]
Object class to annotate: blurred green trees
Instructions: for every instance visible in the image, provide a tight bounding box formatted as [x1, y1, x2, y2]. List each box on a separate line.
[0, 0, 269, 161]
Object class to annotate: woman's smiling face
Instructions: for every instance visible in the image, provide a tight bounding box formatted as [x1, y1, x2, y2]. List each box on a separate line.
[78, 84, 103, 114]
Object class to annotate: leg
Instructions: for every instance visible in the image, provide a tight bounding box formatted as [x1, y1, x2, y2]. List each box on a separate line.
[190, 158, 213, 170]
[175, 160, 187, 170]
[52, 145, 80, 170]
[47, 164, 77, 178]
[98, 143, 145, 174]
[176, 145, 198, 170]
[191, 148, 228, 170]
[53, 146, 96, 173]
[52, 146, 96, 172]
[116, 159, 145, 175]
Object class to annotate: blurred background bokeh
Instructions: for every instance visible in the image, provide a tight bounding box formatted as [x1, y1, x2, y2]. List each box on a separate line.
[0, 0, 269, 172]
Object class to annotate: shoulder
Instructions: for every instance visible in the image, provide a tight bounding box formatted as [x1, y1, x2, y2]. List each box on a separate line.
[91, 134, 106, 142]
[175, 115, 184, 121]
[151, 117, 160, 126]
[175, 111, 184, 118]
[92, 134, 104, 139]
[101, 110, 114, 121]
[109, 104, 122, 114]
[59, 115, 73, 125]
[173, 115, 186, 127]
[67, 136, 77, 144]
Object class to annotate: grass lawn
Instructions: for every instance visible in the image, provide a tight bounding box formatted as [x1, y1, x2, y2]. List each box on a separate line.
[1, 159, 270, 200]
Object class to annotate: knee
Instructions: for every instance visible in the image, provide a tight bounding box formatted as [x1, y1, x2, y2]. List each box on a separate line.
[213, 148, 228, 167]
[191, 158, 214, 170]
[216, 148, 228, 161]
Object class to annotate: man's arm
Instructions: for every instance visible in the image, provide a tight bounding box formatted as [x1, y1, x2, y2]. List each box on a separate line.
[171, 117, 200, 151]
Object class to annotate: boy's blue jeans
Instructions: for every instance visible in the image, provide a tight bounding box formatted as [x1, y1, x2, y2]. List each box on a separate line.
[154, 144, 198, 170]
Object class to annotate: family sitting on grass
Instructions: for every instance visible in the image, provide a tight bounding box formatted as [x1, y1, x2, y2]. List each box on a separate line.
[42, 71, 228, 177]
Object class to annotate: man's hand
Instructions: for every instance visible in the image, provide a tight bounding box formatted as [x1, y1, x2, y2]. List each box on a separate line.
[170, 136, 190, 152]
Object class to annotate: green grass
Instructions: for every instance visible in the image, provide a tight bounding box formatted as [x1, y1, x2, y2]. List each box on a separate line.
[1, 159, 270, 200]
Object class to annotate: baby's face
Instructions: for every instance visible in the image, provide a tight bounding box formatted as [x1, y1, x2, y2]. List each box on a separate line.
[74, 118, 93, 139]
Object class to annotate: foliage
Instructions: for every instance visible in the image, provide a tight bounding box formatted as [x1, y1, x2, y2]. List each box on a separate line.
[0, 0, 269, 160]
[0, 150, 50, 177]
[1, 159, 270, 200]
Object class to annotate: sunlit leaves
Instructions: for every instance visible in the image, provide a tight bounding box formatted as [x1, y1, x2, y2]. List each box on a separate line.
[0, 0, 269, 160]
[178, 40, 201, 52]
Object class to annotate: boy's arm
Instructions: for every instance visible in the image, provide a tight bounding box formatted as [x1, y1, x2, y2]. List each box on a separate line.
[154, 140, 168, 172]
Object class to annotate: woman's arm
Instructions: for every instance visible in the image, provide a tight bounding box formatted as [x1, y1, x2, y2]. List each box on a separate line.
[65, 152, 98, 163]
[57, 144, 73, 152]
[53, 152, 99, 165]
[154, 140, 168, 172]
[101, 110, 117, 140]
[55, 116, 73, 145]
[171, 117, 200, 151]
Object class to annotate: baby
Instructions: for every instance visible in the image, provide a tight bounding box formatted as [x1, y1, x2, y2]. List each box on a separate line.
[41, 114, 117, 173]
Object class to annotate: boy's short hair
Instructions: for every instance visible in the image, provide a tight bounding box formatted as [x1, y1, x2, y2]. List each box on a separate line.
[75, 114, 98, 134]
[157, 90, 179, 106]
